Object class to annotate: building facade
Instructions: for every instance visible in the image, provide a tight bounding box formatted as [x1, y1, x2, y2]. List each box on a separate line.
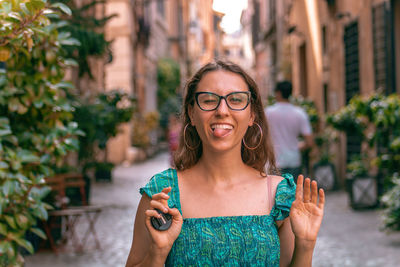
[288, 0, 399, 182]
[247, 0, 400, 183]
[104, 0, 221, 164]
[249, 0, 293, 100]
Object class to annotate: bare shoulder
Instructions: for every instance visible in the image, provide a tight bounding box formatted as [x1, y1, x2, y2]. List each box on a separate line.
[267, 174, 285, 189]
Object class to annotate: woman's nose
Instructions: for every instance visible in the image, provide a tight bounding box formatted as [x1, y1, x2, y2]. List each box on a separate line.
[215, 98, 230, 115]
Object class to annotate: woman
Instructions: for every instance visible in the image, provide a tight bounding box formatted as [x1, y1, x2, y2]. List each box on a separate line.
[126, 60, 325, 266]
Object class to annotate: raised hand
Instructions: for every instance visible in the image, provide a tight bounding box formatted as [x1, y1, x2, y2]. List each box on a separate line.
[289, 175, 325, 247]
[144, 187, 183, 251]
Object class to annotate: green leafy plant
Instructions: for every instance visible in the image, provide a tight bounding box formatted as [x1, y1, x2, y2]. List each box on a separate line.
[327, 93, 400, 230]
[73, 90, 136, 168]
[326, 96, 370, 138]
[0, 0, 81, 265]
[157, 58, 181, 130]
[314, 128, 338, 165]
[157, 58, 180, 108]
[346, 155, 369, 179]
[50, 0, 115, 78]
[381, 173, 400, 231]
[327, 93, 400, 184]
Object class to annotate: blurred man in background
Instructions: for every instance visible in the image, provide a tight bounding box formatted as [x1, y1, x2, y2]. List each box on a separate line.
[265, 81, 313, 181]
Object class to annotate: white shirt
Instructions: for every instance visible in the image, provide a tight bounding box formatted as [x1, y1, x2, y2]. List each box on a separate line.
[265, 102, 312, 168]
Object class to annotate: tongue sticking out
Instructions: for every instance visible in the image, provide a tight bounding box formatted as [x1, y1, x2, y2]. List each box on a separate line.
[213, 128, 231, 138]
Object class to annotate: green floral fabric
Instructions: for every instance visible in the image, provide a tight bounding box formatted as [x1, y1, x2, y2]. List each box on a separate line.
[140, 169, 296, 266]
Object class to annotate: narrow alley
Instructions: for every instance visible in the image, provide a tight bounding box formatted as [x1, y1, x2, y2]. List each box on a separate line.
[25, 152, 400, 267]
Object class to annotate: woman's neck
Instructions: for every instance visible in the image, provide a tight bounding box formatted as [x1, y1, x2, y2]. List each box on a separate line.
[195, 148, 250, 186]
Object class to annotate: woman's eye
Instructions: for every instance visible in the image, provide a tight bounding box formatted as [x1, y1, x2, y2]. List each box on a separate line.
[230, 97, 243, 103]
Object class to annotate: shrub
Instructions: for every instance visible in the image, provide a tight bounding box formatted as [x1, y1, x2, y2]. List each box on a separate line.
[327, 93, 400, 231]
[157, 58, 181, 130]
[73, 90, 136, 166]
[0, 1, 81, 265]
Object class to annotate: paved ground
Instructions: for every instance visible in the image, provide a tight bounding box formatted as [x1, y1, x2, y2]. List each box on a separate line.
[25, 152, 170, 267]
[25, 151, 400, 267]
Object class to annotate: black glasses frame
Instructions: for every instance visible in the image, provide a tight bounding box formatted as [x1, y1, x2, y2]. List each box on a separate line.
[194, 91, 251, 111]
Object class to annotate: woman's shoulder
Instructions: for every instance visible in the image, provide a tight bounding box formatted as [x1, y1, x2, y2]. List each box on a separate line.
[152, 168, 177, 180]
[269, 173, 296, 221]
[268, 173, 296, 187]
[139, 168, 178, 198]
[268, 174, 284, 185]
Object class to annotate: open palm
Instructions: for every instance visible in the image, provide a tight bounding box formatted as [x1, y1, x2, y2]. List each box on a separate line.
[290, 175, 325, 242]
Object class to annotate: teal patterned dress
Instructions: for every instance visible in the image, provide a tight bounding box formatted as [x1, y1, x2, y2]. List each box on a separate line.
[140, 168, 296, 267]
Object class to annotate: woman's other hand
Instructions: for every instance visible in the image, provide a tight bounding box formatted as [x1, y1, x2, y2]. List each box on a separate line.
[145, 187, 183, 252]
[289, 175, 325, 248]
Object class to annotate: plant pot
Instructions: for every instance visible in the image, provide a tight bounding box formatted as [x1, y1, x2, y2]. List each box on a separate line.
[346, 175, 379, 210]
[95, 162, 114, 182]
[312, 161, 337, 191]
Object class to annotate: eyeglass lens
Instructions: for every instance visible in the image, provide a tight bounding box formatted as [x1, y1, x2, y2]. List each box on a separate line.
[196, 92, 249, 111]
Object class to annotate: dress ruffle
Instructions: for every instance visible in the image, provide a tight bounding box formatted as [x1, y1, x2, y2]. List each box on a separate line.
[270, 173, 296, 221]
[139, 168, 179, 209]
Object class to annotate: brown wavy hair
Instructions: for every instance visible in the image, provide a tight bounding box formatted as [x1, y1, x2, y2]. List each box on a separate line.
[173, 60, 277, 175]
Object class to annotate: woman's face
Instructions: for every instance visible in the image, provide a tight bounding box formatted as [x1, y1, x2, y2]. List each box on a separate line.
[188, 70, 254, 153]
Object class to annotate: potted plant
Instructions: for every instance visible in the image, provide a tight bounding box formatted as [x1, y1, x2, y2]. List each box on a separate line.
[74, 90, 136, 182]
[346, 156, 378, 209]
[93, 161, 114, 181]
[312, 128, 338, 191]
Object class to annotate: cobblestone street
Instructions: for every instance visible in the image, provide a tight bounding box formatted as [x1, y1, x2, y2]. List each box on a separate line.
[25, 151, 400, 267]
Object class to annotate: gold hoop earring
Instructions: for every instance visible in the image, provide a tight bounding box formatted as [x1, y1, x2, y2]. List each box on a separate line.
[184, 123, 200, 150]
[242, 122, 263, 150]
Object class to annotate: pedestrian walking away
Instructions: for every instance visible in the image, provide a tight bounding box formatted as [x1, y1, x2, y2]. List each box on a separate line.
[265, 81, 314, 182]
[126, 60, 325, 266]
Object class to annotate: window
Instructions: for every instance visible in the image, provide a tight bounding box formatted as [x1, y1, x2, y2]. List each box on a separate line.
[322, 25, 327, 54]
[344, 20, 361, 161]
[372, 3, 395, 94]
[299, 43, 308, 97]
[323, 83, 328, 113]
[252, 1, 260, 46]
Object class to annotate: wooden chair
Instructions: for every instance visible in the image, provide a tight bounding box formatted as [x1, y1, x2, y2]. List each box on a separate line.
[42, 173, 104, 253]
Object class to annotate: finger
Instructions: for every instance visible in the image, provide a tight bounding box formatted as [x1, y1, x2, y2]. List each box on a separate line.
[168, 208, 183, 222]
[145, 209, 162, 218]
[152, 192, 170, 201]
[150, 200, 169, 213]
[317, 188, 325, 209]
[144, 213, 156, 233]
[295, 175, 304, 200]
[152, 187, 171, 205]
[303, 178, 311, 202]
[161, 187, 172, 194]
[310, 180, 318, 204]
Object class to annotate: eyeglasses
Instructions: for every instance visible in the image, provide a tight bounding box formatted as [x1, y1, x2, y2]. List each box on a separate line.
[194, 91, 251, 111]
